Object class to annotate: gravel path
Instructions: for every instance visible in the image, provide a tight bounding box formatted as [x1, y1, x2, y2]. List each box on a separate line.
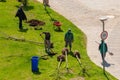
[38, 0, 120, 79]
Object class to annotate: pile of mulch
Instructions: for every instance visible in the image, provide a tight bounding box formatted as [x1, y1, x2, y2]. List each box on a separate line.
[27, 19, 45, 27]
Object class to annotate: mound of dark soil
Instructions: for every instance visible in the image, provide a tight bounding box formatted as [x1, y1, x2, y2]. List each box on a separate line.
[27, 19, 45, 27]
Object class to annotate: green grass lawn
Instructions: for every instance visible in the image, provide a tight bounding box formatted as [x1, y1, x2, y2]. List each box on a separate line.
[0, 0, 117, 80]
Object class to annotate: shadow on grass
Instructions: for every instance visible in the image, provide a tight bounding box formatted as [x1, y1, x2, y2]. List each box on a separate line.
[18, 28, 28, 32]
[0, 0, 6, 2]
[104, 72, 110, 80]
[78, 66, 90, 77]
[32, 71, 41, 75]
[15, 5, 34, 11]
[44, 6, 64, 32]
[44, 7, 56, 21]
[102, 60, 115, 80]
[34, 27, 43, 30]
[54, 29, 63, 32]
[68, 51, 74, 57]
[23, 5, 34, 11]
[69, 51, 90, 77]
[45, 50, 57, 57]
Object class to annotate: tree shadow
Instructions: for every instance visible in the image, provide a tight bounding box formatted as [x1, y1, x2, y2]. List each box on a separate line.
[101, 60, 115, 80]
[0, 0, 6, 2]
[40, 55, 49, 60]
[23, 5, 34, 11]
[103, 71, 110, 80]
[68, 51, 74, 57]
[18, 28, 28, 32]
[45, 50, 57, 57]
[78, 68, 90, 77]
[34, 27, 43, 30]
[44, 7, 56, 21]
[15, 5, 34, 11]
[54, 29, 63, 32]
[32, 70, 41, 75]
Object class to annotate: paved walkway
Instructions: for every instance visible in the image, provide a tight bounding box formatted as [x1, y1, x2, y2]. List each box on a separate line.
[38, 0, 120, 79]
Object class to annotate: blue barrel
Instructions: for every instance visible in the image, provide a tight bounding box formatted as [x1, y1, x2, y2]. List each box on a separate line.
[31, 56, 39, 72]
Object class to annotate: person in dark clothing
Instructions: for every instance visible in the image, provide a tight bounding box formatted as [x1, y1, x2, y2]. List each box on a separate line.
[43, 0, 50, 7]
[40, 32, 51, 52]
[15, 5, 27, 30]
[64, 29, 74, 51]
[99, 40, 108, 63]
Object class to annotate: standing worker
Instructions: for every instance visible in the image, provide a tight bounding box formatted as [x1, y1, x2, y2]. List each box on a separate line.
[99, 40, 108, 64]
[15, 5, 27, 30]
[40, 32, 51, 52]
[64, 29, 74, 51]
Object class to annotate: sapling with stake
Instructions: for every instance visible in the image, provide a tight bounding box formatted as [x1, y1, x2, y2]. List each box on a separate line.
[62, 48, 69, 72]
